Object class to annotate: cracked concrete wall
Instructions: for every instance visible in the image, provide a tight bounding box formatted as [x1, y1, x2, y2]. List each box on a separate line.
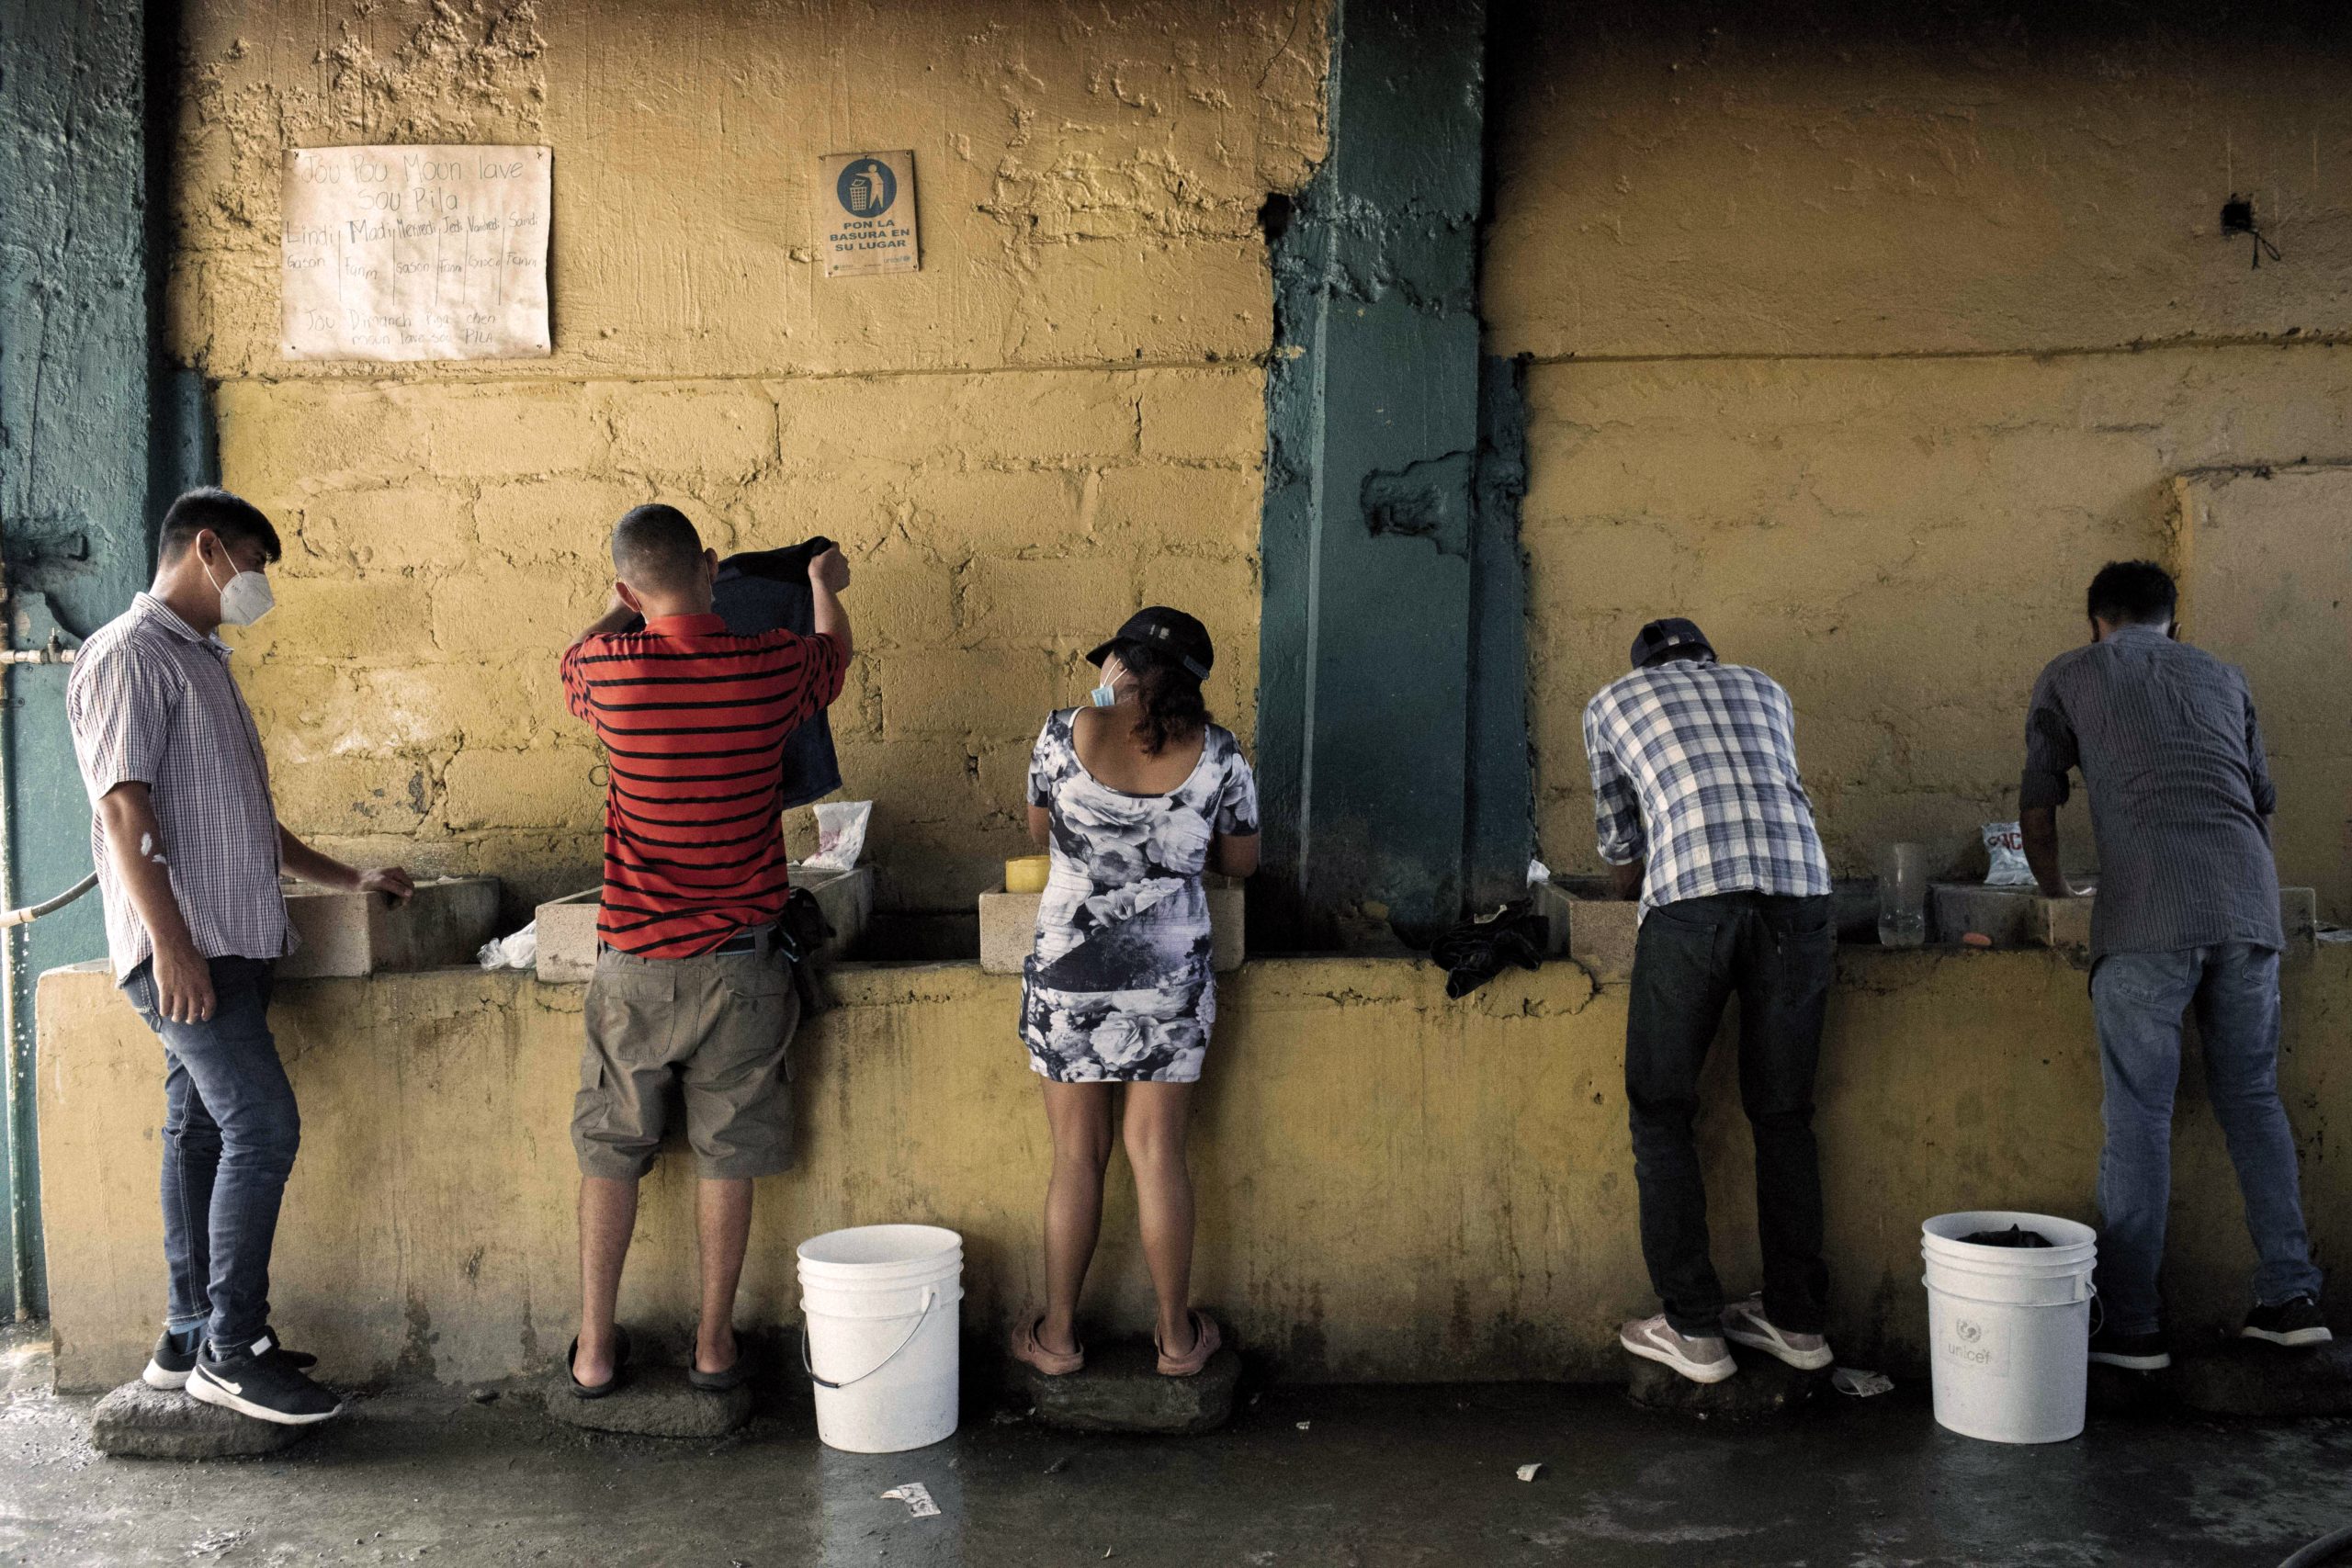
[1485, 4, 2352, 902]
[168, 0, 1328, 917]
[39, 946, 2352, 1386]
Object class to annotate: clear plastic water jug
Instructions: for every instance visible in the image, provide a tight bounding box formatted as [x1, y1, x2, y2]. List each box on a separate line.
[1878, 842, 1929, 948]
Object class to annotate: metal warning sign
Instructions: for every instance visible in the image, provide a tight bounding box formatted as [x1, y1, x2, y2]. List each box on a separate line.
[818, 151, 921, 278]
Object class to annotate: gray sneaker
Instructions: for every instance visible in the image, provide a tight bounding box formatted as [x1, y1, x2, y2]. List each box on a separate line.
[1620, 1314, 1736, 1383]
[1722, 1294, 1834, 1371]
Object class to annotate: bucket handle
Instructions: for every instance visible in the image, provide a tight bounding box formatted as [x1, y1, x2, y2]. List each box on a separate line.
[801, 1287, 938, 1391]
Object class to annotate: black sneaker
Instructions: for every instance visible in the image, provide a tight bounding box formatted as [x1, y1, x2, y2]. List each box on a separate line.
[146, 1324, 316, 1390]
[2088, 1325, 2172, 1371]
[2242, 1295, 2334, 1348]
[141, 1325, 202, 1391]
[187, 1332, 343, 1426]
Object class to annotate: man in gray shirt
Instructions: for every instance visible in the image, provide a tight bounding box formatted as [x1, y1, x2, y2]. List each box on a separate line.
[67, 488, 413, 1424]
[2020, 559, 2328, 1370]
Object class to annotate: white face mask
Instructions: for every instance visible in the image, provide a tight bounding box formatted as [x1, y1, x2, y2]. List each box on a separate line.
[205, 544, 276, 626]
[1088, 660, 1125, 708]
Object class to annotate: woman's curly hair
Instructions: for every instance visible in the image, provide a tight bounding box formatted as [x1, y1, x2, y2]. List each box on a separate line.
[1111, 637, 1209, 756]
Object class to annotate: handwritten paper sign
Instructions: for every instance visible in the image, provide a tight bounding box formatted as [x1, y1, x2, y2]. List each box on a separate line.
[282, 145, 551, 361]
[818, 151, 921, 277]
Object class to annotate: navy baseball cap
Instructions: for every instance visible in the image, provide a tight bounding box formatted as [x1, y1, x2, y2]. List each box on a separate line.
[1630, 617, 1715, 670]
[1088, 606, 1214, 681]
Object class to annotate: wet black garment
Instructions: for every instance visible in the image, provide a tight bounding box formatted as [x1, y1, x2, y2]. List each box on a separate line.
[1430, 904, 1547, 998]
[1962, 1225, 2052, 1249]
[712, 537, 842, 809]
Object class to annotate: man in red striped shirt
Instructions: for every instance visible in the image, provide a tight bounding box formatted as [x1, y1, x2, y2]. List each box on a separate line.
[558, 503, 852, 1397]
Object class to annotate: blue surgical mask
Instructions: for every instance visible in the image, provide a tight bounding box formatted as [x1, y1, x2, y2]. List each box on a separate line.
[1088, 682, 1119, 708]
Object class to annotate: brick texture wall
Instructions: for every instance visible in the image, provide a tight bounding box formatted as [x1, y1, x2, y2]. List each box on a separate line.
[170, 0, 1324, 919]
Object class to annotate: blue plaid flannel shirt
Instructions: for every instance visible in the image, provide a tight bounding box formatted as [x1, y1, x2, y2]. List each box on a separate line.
[1581, 658, 1832, 918]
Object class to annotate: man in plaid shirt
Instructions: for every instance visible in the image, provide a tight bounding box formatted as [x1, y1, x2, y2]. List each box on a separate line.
[1582, 617, 1837, 1387]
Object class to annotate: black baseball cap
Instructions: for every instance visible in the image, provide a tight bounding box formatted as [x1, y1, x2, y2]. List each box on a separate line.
[1088, 606, 1214, 681]
[1630, 617, 1715, 670]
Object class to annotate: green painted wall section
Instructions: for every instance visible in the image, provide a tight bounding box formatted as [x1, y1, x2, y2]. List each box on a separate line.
[1462, 352, 1532, 911]
[0, 0, 161, 1317]
[1257, 0, 1528, 944]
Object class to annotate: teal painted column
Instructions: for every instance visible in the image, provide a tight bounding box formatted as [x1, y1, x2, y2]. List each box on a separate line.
[0, 0, 162, 1317]
[1256, 0, 1529, 945]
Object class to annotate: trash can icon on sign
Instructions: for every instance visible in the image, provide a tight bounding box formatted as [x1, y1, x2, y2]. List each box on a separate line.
[837, 157, 896, 218]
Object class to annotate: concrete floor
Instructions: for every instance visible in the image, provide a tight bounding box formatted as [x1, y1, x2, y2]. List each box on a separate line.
[3, 1344, 2348, 1567]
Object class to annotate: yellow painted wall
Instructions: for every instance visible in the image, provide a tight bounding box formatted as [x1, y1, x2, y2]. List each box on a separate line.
[171, 0, 1326, 917]
[39, 949, 2351, 1389]
[1485, 6, 2352, 910]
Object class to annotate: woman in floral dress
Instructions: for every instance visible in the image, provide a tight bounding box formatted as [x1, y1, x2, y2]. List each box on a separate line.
[1009, 608, 1259, 1381]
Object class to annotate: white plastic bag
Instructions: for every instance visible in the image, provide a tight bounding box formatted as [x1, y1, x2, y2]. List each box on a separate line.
[1983, 822, 2033, 887]
[476, 919, 537, 970]
[804, 800, 873, 873]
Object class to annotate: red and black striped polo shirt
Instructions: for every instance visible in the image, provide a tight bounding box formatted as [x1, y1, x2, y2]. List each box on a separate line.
[560, 614, 847, 957]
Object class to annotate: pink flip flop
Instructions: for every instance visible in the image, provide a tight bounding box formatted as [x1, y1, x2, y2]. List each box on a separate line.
[1156, 1311, 1222, 1377]
[1011, 1315, 1084, 1377]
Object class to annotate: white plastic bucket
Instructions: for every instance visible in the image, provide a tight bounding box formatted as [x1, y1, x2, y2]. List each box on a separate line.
[797, 1224, 964, 1453]
[1920, 1210, 2098, 1444]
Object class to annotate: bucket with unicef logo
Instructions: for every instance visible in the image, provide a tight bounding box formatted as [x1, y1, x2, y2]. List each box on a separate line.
[1920, 1211, 2098, 1444]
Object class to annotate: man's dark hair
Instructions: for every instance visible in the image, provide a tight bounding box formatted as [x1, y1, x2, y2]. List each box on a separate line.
[2086, 559, 2177, 627]
[157, 487, 281, 566]
[610, 503, 706, 592]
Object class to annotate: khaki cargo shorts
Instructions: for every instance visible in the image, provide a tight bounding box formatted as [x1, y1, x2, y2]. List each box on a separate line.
[571, 945, 802, 1181]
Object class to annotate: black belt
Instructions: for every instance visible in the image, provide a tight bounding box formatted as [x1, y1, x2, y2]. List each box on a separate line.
[711, 922, 786, 957]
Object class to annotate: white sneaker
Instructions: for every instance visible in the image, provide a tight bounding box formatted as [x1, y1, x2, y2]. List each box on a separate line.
[1620, 1314, 1736, 1384]
[1721, 1295, 1834, 1371]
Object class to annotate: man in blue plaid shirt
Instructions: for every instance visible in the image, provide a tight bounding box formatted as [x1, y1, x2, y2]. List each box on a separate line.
[1583, 618, 1837, 1387]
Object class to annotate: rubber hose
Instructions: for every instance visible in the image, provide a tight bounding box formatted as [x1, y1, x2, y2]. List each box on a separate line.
[2281, 1524, 2352, 1568]
[0, 870, 97, 929]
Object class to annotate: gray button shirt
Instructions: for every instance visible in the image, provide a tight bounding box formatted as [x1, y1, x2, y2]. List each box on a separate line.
[65, 593, 292, 981]
[2020, 624, 2282, 958]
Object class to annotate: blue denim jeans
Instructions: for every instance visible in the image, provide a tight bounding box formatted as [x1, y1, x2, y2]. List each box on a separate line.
[2091, 943, 2323, 1335]
[123, 955, 300, 1353]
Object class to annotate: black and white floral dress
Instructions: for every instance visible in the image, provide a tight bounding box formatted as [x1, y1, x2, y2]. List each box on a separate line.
[1020, 709, 1259, 1083]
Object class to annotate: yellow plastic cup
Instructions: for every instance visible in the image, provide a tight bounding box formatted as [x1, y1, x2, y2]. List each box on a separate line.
[1004, 855, 1050, 895]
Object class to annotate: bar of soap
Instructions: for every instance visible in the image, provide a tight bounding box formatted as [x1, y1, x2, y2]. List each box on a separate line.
[1005, 855, 1050, 895]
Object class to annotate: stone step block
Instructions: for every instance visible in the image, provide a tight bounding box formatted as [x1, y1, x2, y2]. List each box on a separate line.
[544, 1363, 753, 1438]
[534, 864, 874, 983]
[1020, 1339, 1240, 1435]
[980, 882, 1243, 976]
[2175, 1337, 2351, 1416]
[278, 875, 501, 978]
[90, 1381, 315, 1458]
[1623, 1348, 1829, 1421]
[2091, 1338, 2352, 1420]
